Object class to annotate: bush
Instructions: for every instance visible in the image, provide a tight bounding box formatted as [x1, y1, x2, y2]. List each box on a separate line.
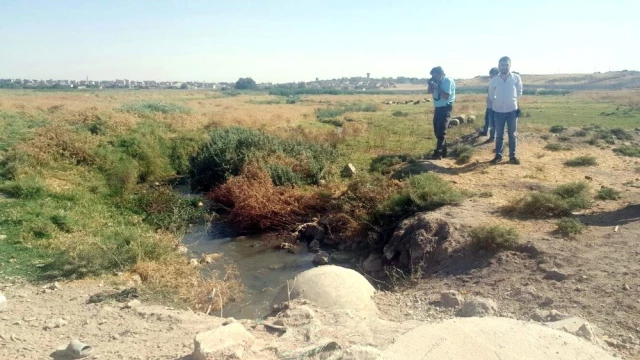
[0, 178, 46, 199]
[564, 156, 597, 167]
[549, 125, 567, 133]
[506, 181, 591, 217]
[610, 128, 634, 141]
[544, 143, 572, 151]
[392, 110, 409, 117]
[189, 127, 337, 190]
[451, 144, 474, 164]
[369, 154, 416, 174]
[50, 213, 75, 233]
[555, 218, 585, 237]
[117, 100, 191, 115]
[572, 129, 589, 137]
[377, 173, 463, 223]
[133, 186, 207, 233]
[597, 186, 622, 200]
[469, 225, 519, 251]
[614, 145, 640, 157]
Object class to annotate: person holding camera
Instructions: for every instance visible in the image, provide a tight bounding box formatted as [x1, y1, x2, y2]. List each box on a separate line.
[480, 67, 500, 141]
[427, 66, 456, 160]
[488, 56, 523, 165]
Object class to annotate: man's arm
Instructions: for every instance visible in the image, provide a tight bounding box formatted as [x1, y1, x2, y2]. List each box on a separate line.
[438, 78, 451, 100]
[515, 75, 523, 99]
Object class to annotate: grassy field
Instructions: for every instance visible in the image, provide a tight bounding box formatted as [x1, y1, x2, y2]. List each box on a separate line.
[1, 88, 639, 308]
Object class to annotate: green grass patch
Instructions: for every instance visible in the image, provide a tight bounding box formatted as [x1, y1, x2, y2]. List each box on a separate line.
[572, 129, 589, 137]
[505, 181, 591, 217]
[451, 144, 474, 164]
[555, 217, 585, 237]
[549, 125, 567, 133]
[544, 143, 573, 151]
[468, 225, 519, 251]
[614, 145, 640, 157]
[564, 155, 597, 167]
[315, 103, 378, 122]
[117, 100, 191, 115]
[369, 154, 418, 175]
[597, 186, 622, 200]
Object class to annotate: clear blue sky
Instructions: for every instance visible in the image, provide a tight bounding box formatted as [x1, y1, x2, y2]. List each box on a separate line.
[1, 0, 638, 83]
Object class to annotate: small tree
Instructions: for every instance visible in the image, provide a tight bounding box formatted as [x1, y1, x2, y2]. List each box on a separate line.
[235, 77, 256, 90]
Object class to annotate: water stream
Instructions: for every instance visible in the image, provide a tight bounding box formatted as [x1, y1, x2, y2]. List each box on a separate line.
[181, 222, 357, 319]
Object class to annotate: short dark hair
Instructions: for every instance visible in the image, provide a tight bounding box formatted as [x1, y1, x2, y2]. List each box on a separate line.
[430, 66, 445, 76]
[489, 67, 499, 75]
[499, 56, 511, 63]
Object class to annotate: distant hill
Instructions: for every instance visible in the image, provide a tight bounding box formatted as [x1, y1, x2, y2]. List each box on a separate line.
[456, 70, 640, 90]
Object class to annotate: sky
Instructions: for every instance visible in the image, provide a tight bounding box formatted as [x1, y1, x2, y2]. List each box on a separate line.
[1, 0, 638, 83]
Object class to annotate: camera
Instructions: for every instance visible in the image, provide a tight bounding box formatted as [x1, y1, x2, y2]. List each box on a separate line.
[429, 77, 439, 87]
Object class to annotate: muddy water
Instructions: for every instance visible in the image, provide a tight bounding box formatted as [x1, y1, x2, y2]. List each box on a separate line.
[181, 222, 357, 319]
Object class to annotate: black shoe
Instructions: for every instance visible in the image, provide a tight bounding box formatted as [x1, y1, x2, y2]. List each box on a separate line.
[478, 131, 488, 136]
[509, 157, 521, 165]
[431, 152, 443, 160]
[489, 156, 502, 164]
[442, 147, 448, 158]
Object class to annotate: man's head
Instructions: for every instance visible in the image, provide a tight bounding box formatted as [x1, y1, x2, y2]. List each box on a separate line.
[489, 67, 499, 79]
[498, 57, 511, 75]
[430, 66, 445, 81]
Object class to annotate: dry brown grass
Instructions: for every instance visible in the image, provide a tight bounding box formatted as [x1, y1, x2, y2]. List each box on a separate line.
[208, 164, 327, 231]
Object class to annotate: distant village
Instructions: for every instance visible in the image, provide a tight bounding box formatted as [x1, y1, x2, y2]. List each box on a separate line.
[0, 75, 428, 91]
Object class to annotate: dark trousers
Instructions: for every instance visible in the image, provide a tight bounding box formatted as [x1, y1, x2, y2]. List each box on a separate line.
[433, 104, 452, 153]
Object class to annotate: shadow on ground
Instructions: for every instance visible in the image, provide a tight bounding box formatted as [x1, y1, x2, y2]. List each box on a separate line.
[578, 204, 640, 227]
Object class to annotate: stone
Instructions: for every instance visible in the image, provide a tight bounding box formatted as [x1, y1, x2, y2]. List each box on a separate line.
[458, 297, 497, 317]
[512, 286, 541, 301]
[341, 163, 357, 178]
[440, 290, 464, 308]
[271, 265, 377, 314]
[44, 318, 68, 330]
[308, 239, 321, 253]
[123, 300, 141, 309]
[341, 345, 382, 360]
[383, 214, 461, 271]
[312, 252, 330, 266]
[623, 283, 631, 291]
[363, 254, 383, 273]
[545, 317, 604, 338]
[576, 322, 598, 343]
[193, 323, 255, 360]
[0, 293, 6, 312]
[279, 305, 316, 327]
[200, 253, 222, 264]
[531, 309, 570, 322]
[543, 269, 568, 282]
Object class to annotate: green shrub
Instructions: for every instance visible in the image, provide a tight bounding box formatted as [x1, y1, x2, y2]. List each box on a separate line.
[315, 104, 377, 121]
[540, 134, 551, 141]
[392, 110, 409, 117]
[117, 100, 191, 115]
[0, 178, 46, 199]
[469, 225, 519, 251]
[544, 143, 572, 151]
[451, 144, 474, 164]
[267, 163, 303, 186]
[555, 218, 585, 237]
[50, 213, 75, 233]
[572, 129, 589, 137]
[132, 186, 207, 233]
[597, 186, 622, 200]
[370, 154, 416, 174]
[564, 156, 597, 167]
[549, 125, 567, 133]
[610, 128, 634, 141]
[507, 181, 591, 217]
[189, 127, 336, 190]
[614, 145, 640, 157]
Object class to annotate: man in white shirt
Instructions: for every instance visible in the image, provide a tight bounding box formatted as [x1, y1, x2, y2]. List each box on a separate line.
[488, 56, 523, 165]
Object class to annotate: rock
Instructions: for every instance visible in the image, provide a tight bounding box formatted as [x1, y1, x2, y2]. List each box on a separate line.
[200, 253, 222, 264]
[308, 239, 321, 253]
[123, 300, 141, 309]
[363, 254, 383, 273]
[532, 309, 570, 322]
[0, 293, 6, 312]
[467, 115, 476, 124]
[512, 285, 541, 301]
[383, 214, 462, 271]
[222, 317, 237, 326]
[197, 201, 204, 207]
[279, 305, 316, 327]
[297, 221, 326, 243]
[458, 297, 497, 317]
[543, 269, 568, 282]
[341, 163, 357, 178]
[271, 265, 377, 314]
[312, 252, 330, 266]
[623, 283, 631, 291]
[440, 290, 464, 308]
[189, 259, 199, 267]
[44, 318, 68, 330]
[576, 322, 598, 343]
[544, 317, 604, 339]
[341, 345, 382, 360]
[448, 118, 460, 128]
[539, 296, 555, 307]
[193, 323, 255, 360]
